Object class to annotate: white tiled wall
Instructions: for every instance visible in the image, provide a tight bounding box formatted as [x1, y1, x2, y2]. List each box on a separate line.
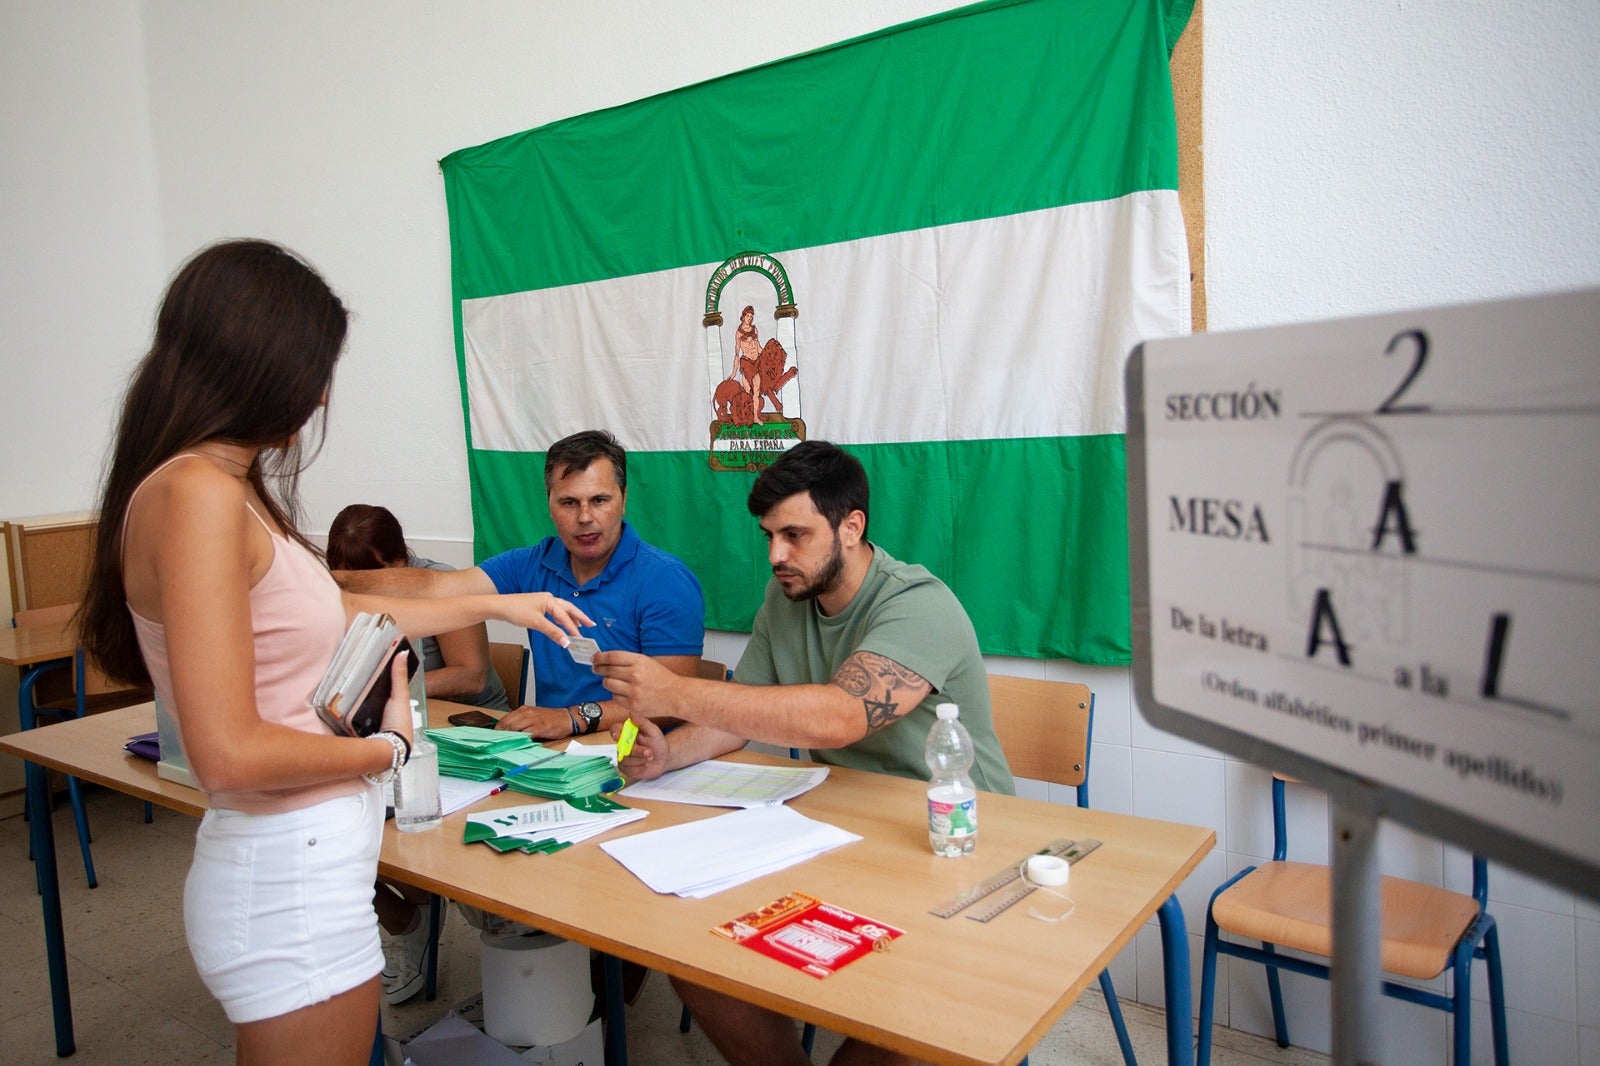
[1059, 661, 1591, 1065]
[979, 641, 1593, 1063]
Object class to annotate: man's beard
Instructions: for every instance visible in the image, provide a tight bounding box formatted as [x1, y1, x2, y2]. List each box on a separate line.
[777, 532, 844, 602]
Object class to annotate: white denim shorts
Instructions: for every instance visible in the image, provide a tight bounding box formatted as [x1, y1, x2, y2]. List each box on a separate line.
[184, 786, 384, 1024]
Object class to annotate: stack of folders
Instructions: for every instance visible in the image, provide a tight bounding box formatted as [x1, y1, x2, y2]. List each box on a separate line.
[463, 794, 647, 854]
[311, 612, 413, 737]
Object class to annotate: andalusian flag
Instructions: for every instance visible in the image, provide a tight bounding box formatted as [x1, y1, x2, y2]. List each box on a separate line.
[441, 0, 1193, 663]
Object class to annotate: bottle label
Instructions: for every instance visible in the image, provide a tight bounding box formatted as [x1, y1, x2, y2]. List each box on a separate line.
[928, 792, 977, 837]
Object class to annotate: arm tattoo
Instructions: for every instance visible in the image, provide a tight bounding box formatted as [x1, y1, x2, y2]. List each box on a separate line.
[832, 651, 931, 734]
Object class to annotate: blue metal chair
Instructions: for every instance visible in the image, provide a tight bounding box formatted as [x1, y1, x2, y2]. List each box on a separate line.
[1196, 775, 1509, 1066]
[19, 655, 97, 887]
[987, 675, 1138, 1066]
[16, 604, 150, 888]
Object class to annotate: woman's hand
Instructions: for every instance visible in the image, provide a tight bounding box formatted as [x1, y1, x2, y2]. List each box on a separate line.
[378, 649, 415, 746]
[506, 593, 594, 646]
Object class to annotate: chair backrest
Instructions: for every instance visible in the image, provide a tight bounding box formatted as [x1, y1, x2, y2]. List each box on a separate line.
[8, 519, 97, 612]
[695, 659, 798, 756]
[696, 659, 730, 681]
[1270, 772, 1490, 908]
[487, 641, 528, 706]
[987, 674, 1094, 803]
[14, 602, 148, 704]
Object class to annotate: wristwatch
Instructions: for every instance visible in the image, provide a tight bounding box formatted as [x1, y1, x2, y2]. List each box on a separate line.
[576, 701, 603, 736]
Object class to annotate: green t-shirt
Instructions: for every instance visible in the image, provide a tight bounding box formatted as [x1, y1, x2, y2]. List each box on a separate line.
[734, 545, 1014, 795]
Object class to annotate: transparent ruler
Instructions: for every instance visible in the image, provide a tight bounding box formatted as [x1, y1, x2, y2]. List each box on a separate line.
[928, 837, 1101, 922]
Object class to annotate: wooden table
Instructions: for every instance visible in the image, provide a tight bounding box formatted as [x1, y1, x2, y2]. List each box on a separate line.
[0, 702, 1214, 1065]
[0, 617, 78, 671]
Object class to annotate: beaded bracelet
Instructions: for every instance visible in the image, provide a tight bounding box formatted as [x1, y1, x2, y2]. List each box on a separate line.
[363, 729, 411, 785]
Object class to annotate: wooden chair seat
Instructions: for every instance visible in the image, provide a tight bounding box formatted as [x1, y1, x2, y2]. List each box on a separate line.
[15, 603, 151, 717]
[34, 687, 153, 717]
[1212, 860, 1482, 980]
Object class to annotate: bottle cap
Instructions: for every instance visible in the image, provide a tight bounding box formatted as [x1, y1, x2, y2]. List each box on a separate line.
[935, 702, 959, 720]
[1023, 854, 1070, 887]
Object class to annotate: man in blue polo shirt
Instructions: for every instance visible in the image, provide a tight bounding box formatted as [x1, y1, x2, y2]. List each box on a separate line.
[479, 429, 705, 737]
[340, 429, 706, 739]
[335, 430, 704, 1004]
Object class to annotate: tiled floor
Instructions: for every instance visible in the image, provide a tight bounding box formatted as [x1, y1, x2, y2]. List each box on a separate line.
[0, 788, 1329, 1065]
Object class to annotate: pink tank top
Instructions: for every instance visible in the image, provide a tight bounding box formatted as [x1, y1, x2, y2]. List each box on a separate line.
[127, 454, 362, 814]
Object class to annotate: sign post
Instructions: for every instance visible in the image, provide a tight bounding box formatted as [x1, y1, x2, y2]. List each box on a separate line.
[1126, 288, 1600, 1062]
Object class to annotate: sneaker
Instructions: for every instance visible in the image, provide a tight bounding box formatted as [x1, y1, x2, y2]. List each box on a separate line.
[381, 913, 434, 1005]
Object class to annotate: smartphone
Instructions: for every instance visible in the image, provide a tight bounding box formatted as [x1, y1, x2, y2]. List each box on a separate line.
[448, 709, 500, 729]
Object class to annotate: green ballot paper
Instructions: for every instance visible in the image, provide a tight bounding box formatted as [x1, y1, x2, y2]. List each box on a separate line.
[500, 750, 623, 800]
[425, 726, 550, 781]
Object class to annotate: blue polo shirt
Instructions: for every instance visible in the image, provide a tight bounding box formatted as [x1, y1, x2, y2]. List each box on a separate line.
[477, 522, 705, 707]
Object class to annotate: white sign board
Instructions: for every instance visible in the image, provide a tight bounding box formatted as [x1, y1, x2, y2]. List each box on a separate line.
[1127, 289, 1599, 895]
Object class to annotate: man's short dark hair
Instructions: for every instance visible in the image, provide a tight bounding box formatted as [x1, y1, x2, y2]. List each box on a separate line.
[746, 440, 869, 536]
[544, 430, 627, 493]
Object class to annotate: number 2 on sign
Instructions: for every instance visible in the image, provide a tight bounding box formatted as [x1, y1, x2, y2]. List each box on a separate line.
[1378, 329, 1430, 414]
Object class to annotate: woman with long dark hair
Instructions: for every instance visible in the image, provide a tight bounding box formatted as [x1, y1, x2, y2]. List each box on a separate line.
[326, 503, 511, 712]
[79, 239, 590, 1064]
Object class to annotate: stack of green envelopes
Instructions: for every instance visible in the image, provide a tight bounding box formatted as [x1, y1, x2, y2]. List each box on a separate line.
[425, 726, 553, 781]
[424, 726, 622, 800]
[499, 749, 623, 800]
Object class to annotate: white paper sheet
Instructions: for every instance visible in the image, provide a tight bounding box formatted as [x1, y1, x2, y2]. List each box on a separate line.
[599, 805, 859, 897]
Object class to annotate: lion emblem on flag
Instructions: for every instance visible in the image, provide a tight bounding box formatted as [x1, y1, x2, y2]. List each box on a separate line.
[701, 251, 805, 471]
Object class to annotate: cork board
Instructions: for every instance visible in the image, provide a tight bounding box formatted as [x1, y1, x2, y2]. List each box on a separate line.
[1171, 0, 1206, 332]
[9, 521, 97, 610]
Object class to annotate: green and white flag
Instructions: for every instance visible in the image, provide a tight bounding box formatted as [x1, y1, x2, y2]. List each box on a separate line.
[441, 0, 1193, 663]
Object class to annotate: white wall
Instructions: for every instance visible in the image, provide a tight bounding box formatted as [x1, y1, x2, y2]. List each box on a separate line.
[0, 1, 164, 516]
[4, 2, 1598, 1062]
[135, 0, 980, 541]
[1195, 6, 1600, 1062]
[1207, 1, 1600, 327]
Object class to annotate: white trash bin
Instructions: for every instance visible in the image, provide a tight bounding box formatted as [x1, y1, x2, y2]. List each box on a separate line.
[479, 931, 593, 1048]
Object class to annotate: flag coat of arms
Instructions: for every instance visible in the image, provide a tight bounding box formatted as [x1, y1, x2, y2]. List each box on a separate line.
[442, 0, 1193, 663]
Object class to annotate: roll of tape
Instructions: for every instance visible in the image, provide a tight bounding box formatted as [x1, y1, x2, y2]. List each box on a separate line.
[1025, 854, 1070, 887]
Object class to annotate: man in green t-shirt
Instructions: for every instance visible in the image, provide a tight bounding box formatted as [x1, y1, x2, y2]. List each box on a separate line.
[595, 439, 1012, 1066]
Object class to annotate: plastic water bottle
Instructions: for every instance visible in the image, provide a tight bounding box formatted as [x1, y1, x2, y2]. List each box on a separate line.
[926, 702, 978, 857]
[394, 703, 441, 832]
